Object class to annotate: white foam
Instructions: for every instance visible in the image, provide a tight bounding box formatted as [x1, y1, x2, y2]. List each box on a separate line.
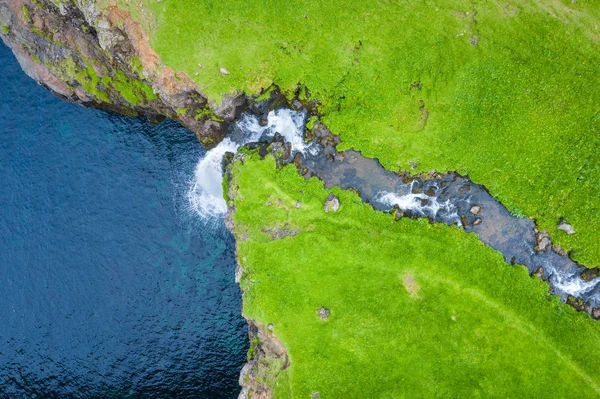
[236, 108, 308, 154]
[375, 190, 456, 221]
[188, 109, 307, 219]
[549, 265, 600, 298]
[188, 138, 239, 218]
[266, 109, 307, 154]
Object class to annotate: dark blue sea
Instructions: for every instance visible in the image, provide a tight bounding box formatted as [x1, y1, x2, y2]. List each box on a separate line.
[0, 42, 247, 398]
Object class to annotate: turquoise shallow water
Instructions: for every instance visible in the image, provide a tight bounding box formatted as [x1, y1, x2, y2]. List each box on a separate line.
[0, 42, 247, 398]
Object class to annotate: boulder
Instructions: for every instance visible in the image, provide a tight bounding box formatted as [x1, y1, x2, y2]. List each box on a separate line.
[324, 193, 340, 213]
[557, 220, 576, 234]
[469, 205, 481, 215]
[535, 230, 551, 252]
[214, 92, 247, 122]
[580, 268, 599, 282]
[552, 245, 567, 256]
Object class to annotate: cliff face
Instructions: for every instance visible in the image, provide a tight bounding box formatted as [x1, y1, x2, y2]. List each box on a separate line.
[0, 0, 248, 147]
[225, 154, 290, 399]
[0, 2, 279, 396]
[236, 320, 289, 399]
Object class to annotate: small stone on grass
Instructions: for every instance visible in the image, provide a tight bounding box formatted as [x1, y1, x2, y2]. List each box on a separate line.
[317, 307, 330, 320]
[324, 193, 340, 213]
[557, 220, 576, 234]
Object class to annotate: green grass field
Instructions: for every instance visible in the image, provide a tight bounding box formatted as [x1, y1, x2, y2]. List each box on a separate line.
[230, 152, 600, 397]
[96, 2, 600, 395]
[120, 0, 600, 267]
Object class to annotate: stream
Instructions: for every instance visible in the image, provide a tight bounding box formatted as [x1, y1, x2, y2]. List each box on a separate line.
[190, 107, 600, 314]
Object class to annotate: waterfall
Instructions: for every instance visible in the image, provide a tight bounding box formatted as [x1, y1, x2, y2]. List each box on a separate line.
[188, 109, 307, 219]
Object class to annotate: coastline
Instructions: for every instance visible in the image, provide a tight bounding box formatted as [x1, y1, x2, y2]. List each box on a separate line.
[225, 153, 290, 399]
[2, 1, 600, 396]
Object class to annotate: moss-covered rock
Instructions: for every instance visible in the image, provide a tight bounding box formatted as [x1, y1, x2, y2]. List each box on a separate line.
[0, 0, 228, 144]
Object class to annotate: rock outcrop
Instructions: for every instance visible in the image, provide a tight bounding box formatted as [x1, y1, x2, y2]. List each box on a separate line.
[237, 320, 289, 399]
[0, 0, 239, 146]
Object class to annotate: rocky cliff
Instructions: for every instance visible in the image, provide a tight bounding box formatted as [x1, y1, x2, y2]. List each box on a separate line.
[0, 0, 249, 147]
[0, 2, 282, 397]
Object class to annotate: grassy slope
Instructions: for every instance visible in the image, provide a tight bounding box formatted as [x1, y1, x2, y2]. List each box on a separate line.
[117, 0, 600, 267]
[231, 152, 600, 398]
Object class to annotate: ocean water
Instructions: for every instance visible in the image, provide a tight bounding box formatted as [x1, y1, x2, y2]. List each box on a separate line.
[0, 43, 246, 398]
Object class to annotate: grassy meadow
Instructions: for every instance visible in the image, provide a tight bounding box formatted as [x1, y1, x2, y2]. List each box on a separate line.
[230, 153, 600, 397]
[117, 0, 600, 266]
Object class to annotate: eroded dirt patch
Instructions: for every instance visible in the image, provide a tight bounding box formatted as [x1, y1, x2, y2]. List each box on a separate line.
[402, 274, 420, 297]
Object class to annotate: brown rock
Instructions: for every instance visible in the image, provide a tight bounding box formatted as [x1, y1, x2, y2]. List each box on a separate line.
[472, 218, 482, 226]
[580, 268, 599, 282]
[535, 230, 551, 252]
[552, 245, 567, 256]
[566, 295, 586, 312]
[334, 152, 346, 163]
[470, 205, 481, 215]
[213, 92, 247, 122]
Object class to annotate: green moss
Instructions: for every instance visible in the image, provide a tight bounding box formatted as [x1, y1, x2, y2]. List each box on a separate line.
[195, 107, 225, 122]
[195, 108, 212, 120]
[21, 6, 31, 23]
[306, 116, 317, 131]
[112, 69, 158, 105]
[231, 152, 600, 397]
[1, 25, 9, 34]
[52, 56, 110, 103]
[96, 68, 158, 105]
[254, 86, 276, 102]
[247, 336, 261, 361]
[30, 27, 44, 36]
[129, 56, 145, 78]
[80, 66, 110, 103]
[129, 0, 600, 266]
[199, 136, 215, 147]
[222, 171, 230, 203]
[31, 54, 40, 63]
[176, 107, 188, 116]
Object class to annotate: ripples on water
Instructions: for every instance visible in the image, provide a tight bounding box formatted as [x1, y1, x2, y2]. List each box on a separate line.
[0, 43, 247, 398]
